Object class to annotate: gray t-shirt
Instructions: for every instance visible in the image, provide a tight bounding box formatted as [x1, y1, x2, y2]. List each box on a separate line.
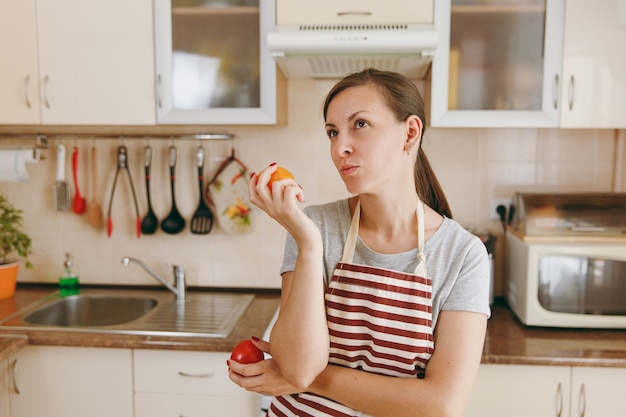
[280, 199, 491, 328]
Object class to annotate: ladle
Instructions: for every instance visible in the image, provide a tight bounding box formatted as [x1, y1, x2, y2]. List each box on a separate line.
[160, 145, 185, 234]
[140, 145, 158, 234]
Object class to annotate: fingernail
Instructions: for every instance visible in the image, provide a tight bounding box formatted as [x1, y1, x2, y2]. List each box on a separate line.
[269, 162, 277, 167]
[251, 336, 260, 342]
[249, 171, 255, 179]
[226, 359, 230, 367]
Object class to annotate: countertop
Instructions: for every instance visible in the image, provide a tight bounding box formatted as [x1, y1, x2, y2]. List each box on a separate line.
[1, 287, 626, 368]
[0, 285, 281, 361]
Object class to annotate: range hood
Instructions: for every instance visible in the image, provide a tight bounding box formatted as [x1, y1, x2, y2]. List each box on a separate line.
[267, 24, 438, 80]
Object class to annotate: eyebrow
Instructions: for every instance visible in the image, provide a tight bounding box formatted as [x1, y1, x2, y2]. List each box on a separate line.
[325, 110, 368, 129]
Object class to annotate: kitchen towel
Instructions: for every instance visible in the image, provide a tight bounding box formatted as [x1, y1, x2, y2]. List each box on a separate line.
[0, 148, 40, 183]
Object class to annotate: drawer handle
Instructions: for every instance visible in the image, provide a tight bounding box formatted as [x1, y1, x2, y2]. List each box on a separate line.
[12, 359, 21, 394]
[578, 383, 586, 417]
[555, 382, 563, 417]
[178, 371, 215, 378]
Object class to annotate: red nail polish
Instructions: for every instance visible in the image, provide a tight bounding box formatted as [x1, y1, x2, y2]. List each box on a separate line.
[269, 162, 277, 167]
[249, 171, 255, 179]
[251, 336, 260, 342]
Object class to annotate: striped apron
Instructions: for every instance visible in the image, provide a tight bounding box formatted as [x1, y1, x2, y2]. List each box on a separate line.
[268, 200, 434, 417]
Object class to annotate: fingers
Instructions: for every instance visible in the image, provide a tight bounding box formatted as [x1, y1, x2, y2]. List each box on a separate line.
[249, 164, 304, 206]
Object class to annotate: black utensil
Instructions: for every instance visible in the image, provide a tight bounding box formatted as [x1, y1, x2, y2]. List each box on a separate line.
[161, 145, 186, 234]
[190, 146, 214, 234]
[140, 145, 158, 235]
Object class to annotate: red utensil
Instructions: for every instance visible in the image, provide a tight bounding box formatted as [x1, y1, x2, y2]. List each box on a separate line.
[71, 146, 86, 214]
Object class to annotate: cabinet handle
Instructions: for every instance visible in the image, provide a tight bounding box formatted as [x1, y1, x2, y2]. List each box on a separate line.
[178, 371, 215, 378]
[567, 75, 575, 111]
[578, 383, 586, 417]
[337, 11, 372, 17]
[157, 74, 162, 108]
[11, 359, 21, 394]
[43, 75, 51, 109]
[24, 75, 32, 109]
[555, 382, 563, 417]
[552, 74, 559, 110]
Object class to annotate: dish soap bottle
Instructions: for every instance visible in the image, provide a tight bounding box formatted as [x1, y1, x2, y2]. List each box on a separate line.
[59, 252, 79, 297]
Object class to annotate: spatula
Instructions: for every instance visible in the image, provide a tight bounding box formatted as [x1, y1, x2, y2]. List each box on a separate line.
[190, 146, 214, 234]
[53, 144, 70, 211]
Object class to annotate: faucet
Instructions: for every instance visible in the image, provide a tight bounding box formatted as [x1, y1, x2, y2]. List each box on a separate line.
[121, 257, 186, 302]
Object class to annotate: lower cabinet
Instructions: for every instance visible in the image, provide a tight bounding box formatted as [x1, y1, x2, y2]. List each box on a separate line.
[465, 364, 626, 417]
[133, 349, 261, 417]
[9, 345, 133, 417]
[0, 359, 9, 417]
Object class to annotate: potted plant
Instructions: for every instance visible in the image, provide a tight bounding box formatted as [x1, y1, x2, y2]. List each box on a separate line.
[0, 192, 32, 299]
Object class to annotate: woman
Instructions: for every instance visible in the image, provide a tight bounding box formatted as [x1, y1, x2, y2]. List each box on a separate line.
[228, 68, 491, 417]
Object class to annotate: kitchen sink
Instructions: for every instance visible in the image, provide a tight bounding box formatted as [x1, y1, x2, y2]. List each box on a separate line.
[24, 295, 158, 327]
[0, 288, 255, 338]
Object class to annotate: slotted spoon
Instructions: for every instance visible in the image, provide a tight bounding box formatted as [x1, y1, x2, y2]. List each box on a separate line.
[190, 146, 214, 234]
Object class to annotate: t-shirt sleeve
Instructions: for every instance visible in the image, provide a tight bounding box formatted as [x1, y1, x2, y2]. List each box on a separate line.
[442, 236, 492, 319]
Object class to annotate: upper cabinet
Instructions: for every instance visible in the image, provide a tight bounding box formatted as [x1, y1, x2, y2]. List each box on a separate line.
[559, 0, 626, 128]
[0, 0, 156, 126]
[430, 0, 565, 128]
[154, 0, 286, 125]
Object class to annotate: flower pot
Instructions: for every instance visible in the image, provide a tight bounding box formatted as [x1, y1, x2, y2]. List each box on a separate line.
[0, 262, 19, 299]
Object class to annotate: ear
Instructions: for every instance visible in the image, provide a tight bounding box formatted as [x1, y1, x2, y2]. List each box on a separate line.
[404, 115, 423, 153]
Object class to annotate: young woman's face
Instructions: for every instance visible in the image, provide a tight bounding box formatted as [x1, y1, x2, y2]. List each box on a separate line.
[324, 84, 410, 195]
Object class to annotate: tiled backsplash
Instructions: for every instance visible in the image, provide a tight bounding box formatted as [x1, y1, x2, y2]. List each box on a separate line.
[1, 80, 625, 295]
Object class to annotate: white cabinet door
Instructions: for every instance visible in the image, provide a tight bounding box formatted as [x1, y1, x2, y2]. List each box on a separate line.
[0, 359, 9, 417]
[559, 0, 626, 128]
[134, 349, 260, 417]
[154, 0, 285, 125]
[36, 0, 156, 125]
[10, 346, 133, 417]
[570, 367, 626, 417]
[430, 0, 565, 127]
[464, 364, 571, 417]
[0, 0, 40, 124]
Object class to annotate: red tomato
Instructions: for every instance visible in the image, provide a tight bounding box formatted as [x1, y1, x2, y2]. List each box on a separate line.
[230, 340, 264, 364]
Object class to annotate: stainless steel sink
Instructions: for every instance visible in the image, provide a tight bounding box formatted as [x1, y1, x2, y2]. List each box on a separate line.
[0, 288, 255, 338]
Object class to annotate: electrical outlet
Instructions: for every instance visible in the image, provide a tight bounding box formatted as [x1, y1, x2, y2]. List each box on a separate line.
[489, 198, 510, 221]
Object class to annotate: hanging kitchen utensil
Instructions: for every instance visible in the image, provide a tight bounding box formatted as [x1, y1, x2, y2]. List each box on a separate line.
[140, 145, 158, 235]
[190, 146, 214, 234]
[160, 145, 185, 234]
[53, 143, 70, 211]
[71, 145, 86, 215]
[106, 145, 141, 238]
[206, 148, 251, 234]
[86, 145, 104, 228]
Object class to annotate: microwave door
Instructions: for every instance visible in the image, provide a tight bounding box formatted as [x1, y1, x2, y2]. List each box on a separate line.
[538, 255, 626, 315]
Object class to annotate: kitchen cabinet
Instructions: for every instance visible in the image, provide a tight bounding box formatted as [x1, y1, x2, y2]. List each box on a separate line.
[134, 349, 260, 417]
[9, 346, 133, 417]
[430, 0, 565, 127]
[0, 359, 9, 417]
[0, 0, 156, 126]
[559, 0, 626, 128]
[154, 0, 286, 125]
[464, 364, 626, 417]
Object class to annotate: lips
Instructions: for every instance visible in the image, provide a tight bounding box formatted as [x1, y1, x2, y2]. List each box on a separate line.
[340, 164, 358, 176]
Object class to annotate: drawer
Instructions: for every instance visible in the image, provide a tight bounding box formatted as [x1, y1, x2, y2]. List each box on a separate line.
[277, 0, 434, 25]
[133, 349, 252, 397]
[135, 393, 261, 417]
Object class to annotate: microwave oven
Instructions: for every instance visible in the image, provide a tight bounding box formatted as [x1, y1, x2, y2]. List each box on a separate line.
[505, 192, 626, 329]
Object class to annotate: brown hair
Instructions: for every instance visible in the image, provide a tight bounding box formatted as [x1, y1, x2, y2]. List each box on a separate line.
[323, 68, 453, 218]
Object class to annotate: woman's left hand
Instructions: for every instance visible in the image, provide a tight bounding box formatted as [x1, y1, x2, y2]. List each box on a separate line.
[227, 338, 305, 397]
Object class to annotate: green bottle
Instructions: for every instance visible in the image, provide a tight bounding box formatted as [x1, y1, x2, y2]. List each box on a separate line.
[59, 253, 79, 297]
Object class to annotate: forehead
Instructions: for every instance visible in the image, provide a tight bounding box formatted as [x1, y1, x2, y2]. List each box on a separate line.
[327, 84, 388, 116]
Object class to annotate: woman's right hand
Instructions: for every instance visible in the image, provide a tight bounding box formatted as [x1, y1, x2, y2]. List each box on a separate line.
[249, 164, 317, 243]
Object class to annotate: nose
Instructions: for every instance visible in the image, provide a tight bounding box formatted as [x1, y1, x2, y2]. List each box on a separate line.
[331, 134, 353, 158]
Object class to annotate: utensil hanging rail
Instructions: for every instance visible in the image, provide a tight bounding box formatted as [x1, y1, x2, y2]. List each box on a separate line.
[0, 133, 234, 145]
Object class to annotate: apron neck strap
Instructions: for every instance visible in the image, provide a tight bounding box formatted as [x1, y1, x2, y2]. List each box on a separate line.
[341, 199, 428, 277]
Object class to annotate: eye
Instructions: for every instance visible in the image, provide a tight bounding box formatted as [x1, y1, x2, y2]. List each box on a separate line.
[326, 129, 338, 139]
[355, 119, 369, 129]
